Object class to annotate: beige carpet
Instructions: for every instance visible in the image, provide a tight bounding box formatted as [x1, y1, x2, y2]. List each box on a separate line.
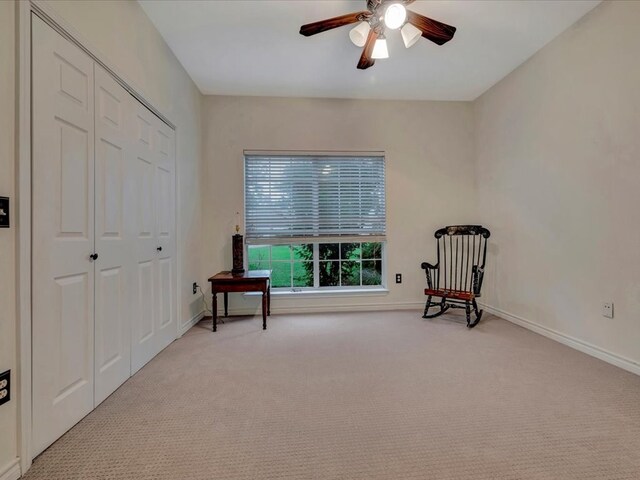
[23, 311, 640, 480]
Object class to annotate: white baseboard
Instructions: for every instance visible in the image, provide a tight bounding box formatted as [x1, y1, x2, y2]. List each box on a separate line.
[214, 301, 424, 317]
[481, 303, 640, 376]
[0, 459, 20, 480]
[179, 311, 205, 337]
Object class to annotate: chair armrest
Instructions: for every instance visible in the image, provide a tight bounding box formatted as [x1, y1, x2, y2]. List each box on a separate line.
[421, 262, 438, 289]
[472, 265, 485, 295]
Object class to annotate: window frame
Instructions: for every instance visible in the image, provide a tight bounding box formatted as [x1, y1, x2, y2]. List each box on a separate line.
[246, 241, 387, 293]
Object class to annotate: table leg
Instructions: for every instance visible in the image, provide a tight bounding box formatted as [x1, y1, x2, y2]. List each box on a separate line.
[224, 292, 229, 317]
[267, 281, 271, 316]
[262, 291, 267, 330]
[212, 292, 217, 332]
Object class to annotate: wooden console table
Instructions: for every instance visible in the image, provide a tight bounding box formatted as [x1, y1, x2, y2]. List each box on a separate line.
[208, 270, 271, 332]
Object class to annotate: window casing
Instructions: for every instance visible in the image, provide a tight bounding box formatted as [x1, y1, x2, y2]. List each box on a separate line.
[244, 153, 386, 292]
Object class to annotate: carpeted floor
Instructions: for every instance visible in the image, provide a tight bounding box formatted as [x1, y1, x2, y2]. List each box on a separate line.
[23, 311, 640, 480]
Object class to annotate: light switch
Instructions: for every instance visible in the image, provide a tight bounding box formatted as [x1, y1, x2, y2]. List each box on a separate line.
[0, 197, 9, 228]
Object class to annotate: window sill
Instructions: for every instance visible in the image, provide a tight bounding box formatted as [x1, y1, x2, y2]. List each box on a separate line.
[244, 288, 389, 299]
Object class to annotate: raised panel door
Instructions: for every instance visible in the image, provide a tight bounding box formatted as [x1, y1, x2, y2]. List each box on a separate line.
[32, 15, 95, 456]
[130, 103, 160, 373]
[154, 121, 176, 351]
[94, 65, 133, 405]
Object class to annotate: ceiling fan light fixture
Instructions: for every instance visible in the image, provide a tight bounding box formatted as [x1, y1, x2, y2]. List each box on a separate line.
[384, 3, 406, 30]
[401, 22, 421, 49]
[298, 1, 457, 70]
[371, 36, 389, 59]
[349, 21, 371, 47]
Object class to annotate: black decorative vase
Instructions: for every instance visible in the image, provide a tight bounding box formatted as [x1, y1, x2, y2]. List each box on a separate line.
[231, 234, 245, 276]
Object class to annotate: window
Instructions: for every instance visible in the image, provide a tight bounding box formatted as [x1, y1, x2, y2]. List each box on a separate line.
[247, 242, 383, 290]
[245, 153, 386, 292]
[248, 244, 314, 288]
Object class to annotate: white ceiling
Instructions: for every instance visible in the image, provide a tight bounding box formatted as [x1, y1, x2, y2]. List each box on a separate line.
[138, 0, 600, 101]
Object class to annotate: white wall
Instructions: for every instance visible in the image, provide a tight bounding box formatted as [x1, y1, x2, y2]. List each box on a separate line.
[474, 0, 640, 368]
[0, 0, 18, 474]
[202, 96, 476, 314]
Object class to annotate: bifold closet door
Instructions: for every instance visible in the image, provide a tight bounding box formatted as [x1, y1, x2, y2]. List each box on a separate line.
[154, 118, 177, 356]
[130, 103, 177, 374]
[32, 14, 178, 455]
[32, 15, 96, 456]
[93, 65, 134, 406]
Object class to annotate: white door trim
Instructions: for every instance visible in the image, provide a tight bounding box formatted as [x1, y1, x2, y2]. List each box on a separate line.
[17, 1, 181, 472]
[17, 1, 32, 473]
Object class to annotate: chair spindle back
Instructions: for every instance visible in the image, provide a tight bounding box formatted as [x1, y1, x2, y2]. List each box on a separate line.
[434, 225, 490, 295]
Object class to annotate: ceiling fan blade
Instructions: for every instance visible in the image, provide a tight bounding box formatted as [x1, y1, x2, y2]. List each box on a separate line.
[406, 10, 456, 45]
[357, 29, 377, 70]
[300, 11, 369, 37]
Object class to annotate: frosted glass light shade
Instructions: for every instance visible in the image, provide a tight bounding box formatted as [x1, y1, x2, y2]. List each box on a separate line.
[371, 38, 389, 59]
[384, 3, 406, 30]
[349, 21, 371, 47]
[401, 22, 421, 49]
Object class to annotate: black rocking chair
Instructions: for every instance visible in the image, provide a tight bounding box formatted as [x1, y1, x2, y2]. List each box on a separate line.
[421, 225, 491, 328]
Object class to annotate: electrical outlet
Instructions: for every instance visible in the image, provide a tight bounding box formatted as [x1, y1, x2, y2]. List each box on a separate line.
[0, 370, 9, 406]
[0, 197, 9, 228]
[395, 273, 402, 284]
[193, 282, 198, 295]
[602, 302, 614, 319]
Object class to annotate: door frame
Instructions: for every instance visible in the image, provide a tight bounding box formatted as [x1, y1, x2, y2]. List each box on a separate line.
[17, 1, 182, 473]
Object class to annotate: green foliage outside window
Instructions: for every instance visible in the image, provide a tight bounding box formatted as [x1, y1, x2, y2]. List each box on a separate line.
[248, 242, 383, 289]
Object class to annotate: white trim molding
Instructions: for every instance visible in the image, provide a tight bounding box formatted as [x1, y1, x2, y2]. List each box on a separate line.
[17, 0, 33, 473]
[0, 459, 21, 480]
[481, 303, 640, 376]
[179, 311, 205, 337]
[215, 301, 423, 317]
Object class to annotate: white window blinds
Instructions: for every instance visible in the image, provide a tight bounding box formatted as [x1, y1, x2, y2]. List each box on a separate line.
[245, 154, 386, 242]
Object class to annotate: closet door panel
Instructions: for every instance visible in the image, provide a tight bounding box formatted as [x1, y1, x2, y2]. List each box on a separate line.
[131, 105, 160, 373]
[94, 65, 133, 405]
[31, 15, 95, 456]
[154, 123, 176, 349]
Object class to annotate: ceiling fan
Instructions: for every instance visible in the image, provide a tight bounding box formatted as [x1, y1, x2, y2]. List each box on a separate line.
[299, 0, 456, 70]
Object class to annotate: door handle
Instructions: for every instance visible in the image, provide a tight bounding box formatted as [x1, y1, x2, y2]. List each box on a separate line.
[89, 253, 99, 261]
[156, 246, 163, 252]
